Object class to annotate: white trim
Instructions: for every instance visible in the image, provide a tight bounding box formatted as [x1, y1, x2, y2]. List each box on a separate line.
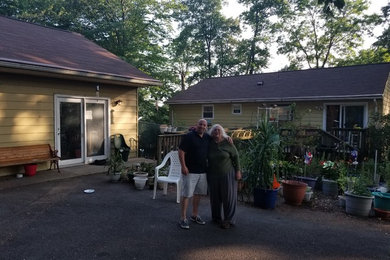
[232, 104, 242, 115]
[202, 104, 214, 119]
[54, 94, 110, 166]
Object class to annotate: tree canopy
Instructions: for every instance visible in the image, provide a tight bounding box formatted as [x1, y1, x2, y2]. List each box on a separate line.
[0, 0, 388, 123]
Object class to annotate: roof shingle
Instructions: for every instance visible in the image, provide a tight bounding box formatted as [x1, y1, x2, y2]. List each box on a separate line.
[168, 63, 390, 104]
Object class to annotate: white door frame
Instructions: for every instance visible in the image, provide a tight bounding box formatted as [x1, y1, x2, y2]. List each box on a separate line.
[54, 95, 110, 166]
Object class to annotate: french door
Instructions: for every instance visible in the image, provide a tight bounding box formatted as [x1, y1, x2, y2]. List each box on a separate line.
[325, 103, 367, 131]
[55, 96, 109, 166]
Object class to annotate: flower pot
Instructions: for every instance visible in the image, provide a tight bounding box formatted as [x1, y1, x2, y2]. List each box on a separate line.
[253, 187, 279, 209]
[24, 164, 37, 176]
[372, 192, 390, 211]
[373, 208, 390, 219]
[133, 171, 148, 178]
[344, 191, 374, 217]
[282, 180, 308, 206]
[294, 176, 317, 190]
[304, 191, 313, 202]
[110, 172, 121, 182]
[134, 176, 148, 190]
[338, 195, 346, 208]
[322, 179, 338, 197]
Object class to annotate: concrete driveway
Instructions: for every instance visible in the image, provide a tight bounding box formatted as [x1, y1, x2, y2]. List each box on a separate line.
[0, 172, 389, 259]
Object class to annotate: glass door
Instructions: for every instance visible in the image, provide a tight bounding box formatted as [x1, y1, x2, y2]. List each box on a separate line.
[85, 100, 108, 163]
[56, 97, 84, 166]
[55, 96, 109, 166]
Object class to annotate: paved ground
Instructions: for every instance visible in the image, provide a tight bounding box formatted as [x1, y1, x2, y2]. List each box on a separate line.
[0, 166, 389, 259]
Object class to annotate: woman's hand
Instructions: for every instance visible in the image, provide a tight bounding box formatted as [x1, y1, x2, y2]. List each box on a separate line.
[235, 171, 242, 180]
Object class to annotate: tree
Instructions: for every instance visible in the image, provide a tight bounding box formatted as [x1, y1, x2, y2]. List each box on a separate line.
[176, 0, 242, 81]
[239, 0, 287, 74]
[374, 2, 390, 52]
[277, 0, 377, 69]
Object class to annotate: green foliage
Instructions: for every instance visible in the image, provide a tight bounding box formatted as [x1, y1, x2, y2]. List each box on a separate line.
[107, 149, 125, 175]
[278, 0, 377, 69]
[349, 176, 372, 197]
[240, 119, 281, 190]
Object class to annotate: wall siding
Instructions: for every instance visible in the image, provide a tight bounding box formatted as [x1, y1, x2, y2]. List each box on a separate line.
[383, 75, 390, 115]
[0, 73, 138, 175]
[171, 99, 382, 131]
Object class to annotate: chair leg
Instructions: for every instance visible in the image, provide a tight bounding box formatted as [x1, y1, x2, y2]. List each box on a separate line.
[153, 179, 157, 200]
[176, 183, 180, 204]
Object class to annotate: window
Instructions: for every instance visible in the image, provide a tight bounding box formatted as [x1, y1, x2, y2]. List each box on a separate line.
[202, 105, 214, 119]
[324, 103, 367, 131]
[232, 104, 242, 115]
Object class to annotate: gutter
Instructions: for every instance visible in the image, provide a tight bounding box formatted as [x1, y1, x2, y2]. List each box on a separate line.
[0, 59, 162, 87]
[167, 94, 384, 105]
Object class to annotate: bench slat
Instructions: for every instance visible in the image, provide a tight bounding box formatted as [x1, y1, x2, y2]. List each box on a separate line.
[0, 144, 60, 173]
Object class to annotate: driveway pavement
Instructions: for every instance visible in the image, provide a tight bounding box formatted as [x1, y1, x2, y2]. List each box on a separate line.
[0, 169, 389, 259]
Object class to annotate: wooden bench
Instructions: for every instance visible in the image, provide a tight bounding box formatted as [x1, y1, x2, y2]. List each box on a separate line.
[0, 144, 60, 173]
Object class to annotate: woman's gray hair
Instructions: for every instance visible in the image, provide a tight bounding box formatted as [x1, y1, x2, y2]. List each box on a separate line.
[208, 124, 229, 139]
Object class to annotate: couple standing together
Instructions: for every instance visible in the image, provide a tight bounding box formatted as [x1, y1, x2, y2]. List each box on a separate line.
[178, 119, 241, 229]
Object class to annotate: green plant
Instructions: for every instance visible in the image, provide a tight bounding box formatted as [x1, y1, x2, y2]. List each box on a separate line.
[349, 176, 371, 197]
[107, 149, 125, 175]
[240, 119, 281, 191]
[378, 161, 390, 185]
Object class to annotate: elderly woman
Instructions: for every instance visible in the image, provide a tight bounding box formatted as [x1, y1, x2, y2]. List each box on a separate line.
[207, 124, 241, 229]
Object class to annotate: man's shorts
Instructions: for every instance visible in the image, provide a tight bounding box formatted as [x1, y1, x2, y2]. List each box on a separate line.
[181, 173, 207, 198]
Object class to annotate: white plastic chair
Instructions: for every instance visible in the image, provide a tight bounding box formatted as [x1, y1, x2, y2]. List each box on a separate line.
[153, 150, 182, 203]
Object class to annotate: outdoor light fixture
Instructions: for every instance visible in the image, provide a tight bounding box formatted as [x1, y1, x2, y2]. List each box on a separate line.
[112, 99, 122, 107]
[257, 81, 264, 86]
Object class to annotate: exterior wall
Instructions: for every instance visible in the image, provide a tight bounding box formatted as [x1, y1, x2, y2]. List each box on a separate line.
[170, 99, 381, 131]
[170, 101, 325, 130]
[383, 75, 390, 115]
[0, 73, 138, 176]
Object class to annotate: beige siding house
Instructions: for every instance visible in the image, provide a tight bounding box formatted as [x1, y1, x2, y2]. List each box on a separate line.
[0, 16, 160, 176]
[167, 63, 390, 131]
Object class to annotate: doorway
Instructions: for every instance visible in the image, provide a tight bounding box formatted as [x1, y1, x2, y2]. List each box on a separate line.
[55, 96, 109, 166]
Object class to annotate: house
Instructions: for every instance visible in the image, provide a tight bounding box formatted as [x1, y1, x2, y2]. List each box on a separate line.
[167, 63, 390, 132]
[0, 16, 161, 176]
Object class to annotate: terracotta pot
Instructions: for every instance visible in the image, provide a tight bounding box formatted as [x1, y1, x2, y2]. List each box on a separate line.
[282, 180, 308, 206]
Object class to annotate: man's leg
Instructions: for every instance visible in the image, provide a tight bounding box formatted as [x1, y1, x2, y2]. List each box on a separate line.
[192, 194, 200, 217]
[181, 196, 190, 220]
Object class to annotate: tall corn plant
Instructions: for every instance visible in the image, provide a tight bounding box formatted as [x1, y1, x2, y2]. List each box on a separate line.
[241, 119, 281, 191]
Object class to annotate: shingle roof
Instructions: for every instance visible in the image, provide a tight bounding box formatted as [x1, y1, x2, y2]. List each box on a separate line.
[0, 16, 160, 86]
[167, 63, 390, 104]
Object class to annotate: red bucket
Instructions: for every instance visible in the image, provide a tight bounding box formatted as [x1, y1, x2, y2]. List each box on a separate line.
[24, 164, 37, 176]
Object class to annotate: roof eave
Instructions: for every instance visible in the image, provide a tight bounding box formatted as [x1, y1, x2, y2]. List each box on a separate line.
[167, 94, 383, 105]
[0, 59, 162, 87]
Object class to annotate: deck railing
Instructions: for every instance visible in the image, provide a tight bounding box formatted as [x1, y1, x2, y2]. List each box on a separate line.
[155, 128, 369, 162]
[156, 133, 185, 163]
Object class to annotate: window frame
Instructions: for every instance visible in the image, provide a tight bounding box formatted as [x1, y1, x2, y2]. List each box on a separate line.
[202, 104, 214, 119]
[232, 104, 242, 115]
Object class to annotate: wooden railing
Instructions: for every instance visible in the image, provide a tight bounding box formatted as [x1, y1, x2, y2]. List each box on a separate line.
[156, 133, 185, 163]
[156, 128, 368, 162]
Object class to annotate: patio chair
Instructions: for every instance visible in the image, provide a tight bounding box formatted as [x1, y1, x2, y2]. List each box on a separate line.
[153, 150, 182, 203]
[111, 134, 130, 162]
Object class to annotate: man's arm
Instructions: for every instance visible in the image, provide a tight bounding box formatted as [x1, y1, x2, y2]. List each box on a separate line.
[178, 149, 189, 175]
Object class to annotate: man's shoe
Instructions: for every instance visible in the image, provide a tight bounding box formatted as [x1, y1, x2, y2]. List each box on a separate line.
[179, 219, 190, 229]
[190, 215, 206, 225]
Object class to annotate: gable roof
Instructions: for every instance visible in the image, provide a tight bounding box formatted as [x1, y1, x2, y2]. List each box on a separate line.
[167, 63, 390, 104]
[0, 16, 161, 87]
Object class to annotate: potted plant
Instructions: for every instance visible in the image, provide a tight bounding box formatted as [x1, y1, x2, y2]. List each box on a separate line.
[344, 176, 374, 217]
[106, 149, 125, 182]
[320, 160, 341, 197]
[241, 119, 281, 209]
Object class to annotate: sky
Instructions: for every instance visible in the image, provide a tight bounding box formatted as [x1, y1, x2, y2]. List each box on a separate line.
[221, 0, 389, 72]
